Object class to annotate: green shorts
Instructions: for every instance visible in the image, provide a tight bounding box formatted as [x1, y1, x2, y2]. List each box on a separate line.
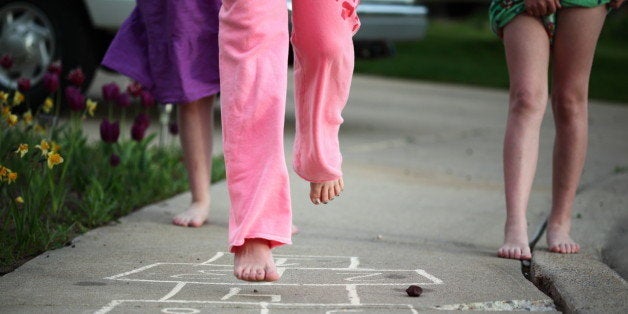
[489, 0, 611, 39]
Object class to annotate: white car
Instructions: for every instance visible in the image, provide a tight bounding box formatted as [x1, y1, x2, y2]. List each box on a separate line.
[0, 0, 427, 102]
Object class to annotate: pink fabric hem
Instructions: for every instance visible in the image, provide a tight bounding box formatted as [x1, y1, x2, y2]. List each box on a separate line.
[293, 165, 342, 183]
[228, 233, 292, 253]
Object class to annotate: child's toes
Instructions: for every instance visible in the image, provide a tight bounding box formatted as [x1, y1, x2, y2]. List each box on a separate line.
[320, 188, 330, 204]
[328, 186, 335, 200]
[310, 186, 322, 205]
[513, 248, 522, 260]
[334, 184, 342, 197]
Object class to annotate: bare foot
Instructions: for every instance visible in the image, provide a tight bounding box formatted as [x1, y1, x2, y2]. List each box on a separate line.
[310, 178, 344, 205]
[498, 219, 532, 260]
[547, 223, 580, 254]
[292, 224, 300, 235]
[172, 201, 210, 227]
[233, 239, 280, 282]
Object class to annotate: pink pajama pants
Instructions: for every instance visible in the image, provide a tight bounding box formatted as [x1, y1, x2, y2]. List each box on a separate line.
[219, 0, 360, 251]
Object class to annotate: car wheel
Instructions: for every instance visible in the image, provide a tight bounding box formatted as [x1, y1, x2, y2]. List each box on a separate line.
[0, 0, 96, 107]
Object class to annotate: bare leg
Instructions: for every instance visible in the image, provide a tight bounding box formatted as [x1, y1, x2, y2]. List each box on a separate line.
[547, 6, 606, 254]
[172, 96, 215, 227]
[499, 15, 551, 260]
[233, 238, 280, 282]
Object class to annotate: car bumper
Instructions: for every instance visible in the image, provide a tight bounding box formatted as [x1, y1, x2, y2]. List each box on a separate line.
[354, 3, 428, 41]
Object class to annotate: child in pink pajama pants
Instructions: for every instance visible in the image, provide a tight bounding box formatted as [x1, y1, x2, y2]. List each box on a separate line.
[219, 0, 360, 282]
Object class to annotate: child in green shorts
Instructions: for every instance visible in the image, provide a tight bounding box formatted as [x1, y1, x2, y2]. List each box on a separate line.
[488, 0, 624, 260]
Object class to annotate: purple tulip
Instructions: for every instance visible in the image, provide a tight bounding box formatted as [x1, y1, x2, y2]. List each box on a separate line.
[65, 86, 85, 111]
[102, 82, 120, 103]
[126, 81, 143, 97]
[131, 113, 151, 142]
[43, 73, 60, 93]
[67, 68, 85, 87]
[140, 90, 155, 108]
[116, 92, 131, 108]
[131, 123, 148, 142]
[0, 54, 13, 69]
[47, 61, 62, 75]
[109, 154, 121, 167]
[17, 78, 31, 92]
[168, 121, 179, 135]
[99, 118, 120, 143]
[134, 113, 151, 129]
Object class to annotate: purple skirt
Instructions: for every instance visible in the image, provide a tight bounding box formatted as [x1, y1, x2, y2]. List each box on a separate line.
[102, 0, 221, 104]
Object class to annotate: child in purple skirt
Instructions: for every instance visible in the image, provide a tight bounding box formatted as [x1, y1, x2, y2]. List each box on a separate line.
[102, 0, 221, 227]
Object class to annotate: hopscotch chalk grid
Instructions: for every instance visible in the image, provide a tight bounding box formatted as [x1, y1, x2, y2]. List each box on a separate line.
[95, 252, 444, 313]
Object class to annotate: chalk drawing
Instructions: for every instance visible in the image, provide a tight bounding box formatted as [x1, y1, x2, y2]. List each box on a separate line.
[161, 308, 200, 314]
[96, 252, 443, 313]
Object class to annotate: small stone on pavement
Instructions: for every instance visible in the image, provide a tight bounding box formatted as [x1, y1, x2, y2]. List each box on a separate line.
[406, 285, 423, 297]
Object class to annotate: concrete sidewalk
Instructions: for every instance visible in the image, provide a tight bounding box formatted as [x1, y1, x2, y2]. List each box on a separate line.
[0, 73, 626, 313]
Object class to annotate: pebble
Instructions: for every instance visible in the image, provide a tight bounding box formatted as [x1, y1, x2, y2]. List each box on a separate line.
[406, 285, 423, 297]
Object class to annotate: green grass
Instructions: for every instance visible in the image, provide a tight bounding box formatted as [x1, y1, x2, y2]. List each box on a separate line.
[590, 14, 628, 103]
[355, 15, 628, 104]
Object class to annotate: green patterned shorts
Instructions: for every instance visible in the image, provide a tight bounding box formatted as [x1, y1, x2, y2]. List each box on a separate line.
[489, 0, 611, 39]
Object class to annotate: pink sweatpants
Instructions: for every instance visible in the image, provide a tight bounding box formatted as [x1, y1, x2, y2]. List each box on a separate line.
[219, 0, 360, 251]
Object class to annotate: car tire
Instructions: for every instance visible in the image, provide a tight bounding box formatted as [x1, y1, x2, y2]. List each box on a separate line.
[0, 0, 97, 108]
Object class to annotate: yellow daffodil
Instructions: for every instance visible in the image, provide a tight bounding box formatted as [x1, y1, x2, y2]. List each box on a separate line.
[46, 152, 63, 169]
[12, 91, 24, 106]
[15, 143, 28, 158]
[7, 171, 17, 183]
[15, 196, 24, 204]
[42, 97, 54, 113]
[34, 124, 46, 134]
[51, 141, 61, 152]
[86, 99, 97, 117]
[0, 165, 8, 179]
[35, 139, 50, 156]
[0, 91, 8, 104]
[1, 105, 9, 117]
[6, 113, 18, 126]
[22, 110, 33, 125]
